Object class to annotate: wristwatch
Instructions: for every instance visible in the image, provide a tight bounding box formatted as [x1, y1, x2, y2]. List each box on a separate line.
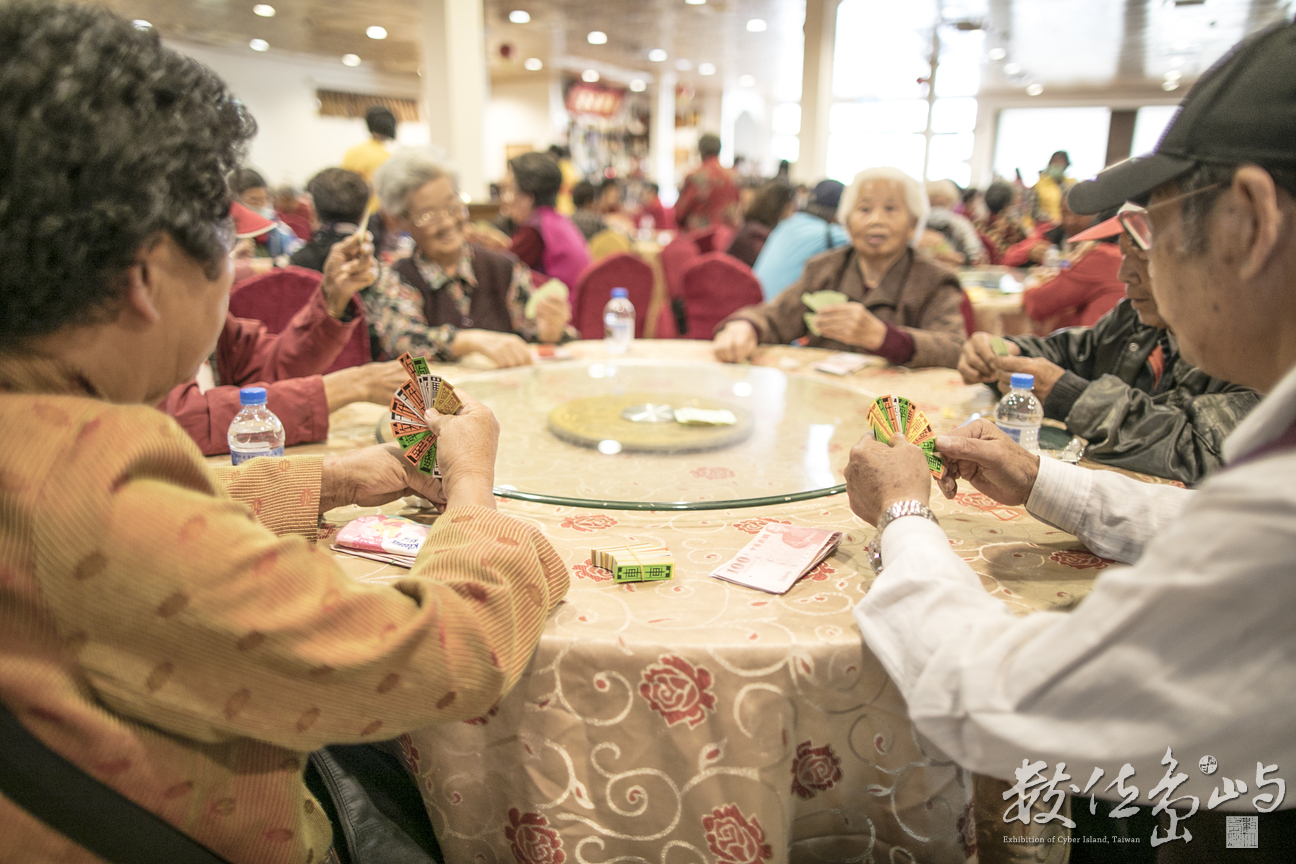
[867, 500, 940, 574]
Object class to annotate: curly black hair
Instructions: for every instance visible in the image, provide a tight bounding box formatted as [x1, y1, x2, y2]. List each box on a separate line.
[0, 1, 256, 349]
[508, 152, 562, 208]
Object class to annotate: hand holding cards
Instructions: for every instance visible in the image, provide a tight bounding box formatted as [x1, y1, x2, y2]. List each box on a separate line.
[867, 395, 943, 477]
[801, 290, 849, 337]
[389, 352, 463, 476]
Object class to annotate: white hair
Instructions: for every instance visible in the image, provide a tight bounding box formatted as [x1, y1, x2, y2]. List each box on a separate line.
[837, 167, 930, 245]
[373, 147, 457, 218]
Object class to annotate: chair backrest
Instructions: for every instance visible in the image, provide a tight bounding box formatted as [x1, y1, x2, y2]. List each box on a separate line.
[959, 289, 976, 337]
[228, 266, 371, 372]
[570, 252, 655, 340]
[660, 234, 701, 300]
[588, 228, 634, 261]
[690, 224, 736, 255]
[680, 252, 765, 340]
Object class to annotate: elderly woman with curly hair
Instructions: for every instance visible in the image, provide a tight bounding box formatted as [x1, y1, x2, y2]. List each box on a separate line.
[0, 4, 567, 863]
[713, 167, 967, 368]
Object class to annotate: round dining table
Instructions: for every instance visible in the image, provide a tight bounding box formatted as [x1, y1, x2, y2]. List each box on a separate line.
[255, 339, 1159, 864]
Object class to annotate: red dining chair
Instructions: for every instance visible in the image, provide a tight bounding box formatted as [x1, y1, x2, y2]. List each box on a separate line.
[228, 266, 371, 372]
[660, 234, 701, 336]
[570, 253, 655, 341]
[680, 253, 764, 340]
[960, 289, 977, 337]
[690, 224, 736, 255]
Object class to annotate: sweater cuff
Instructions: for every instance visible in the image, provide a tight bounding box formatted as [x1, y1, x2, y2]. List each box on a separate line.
[210, 454, 323, 540]
[1043, 370, 1091, 421]
[874, 323, 916, 365]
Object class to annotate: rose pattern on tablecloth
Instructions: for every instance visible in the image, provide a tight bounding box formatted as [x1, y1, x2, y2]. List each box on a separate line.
[803, 561, 836, 582]
[639, 655, 717, 728]
[559, 513, 619, 532]
[956, 801, 977, 858]
[954, 490, 1023, 522]
[505, 808, 566, 864]
[790, 740, 843, 799]
[571, 558, 614, 582]
[691, 466, 735, 479]
[1049, 548, 1112, 570]
[703, 804, 773, 864]
[732, 517, 792, 534]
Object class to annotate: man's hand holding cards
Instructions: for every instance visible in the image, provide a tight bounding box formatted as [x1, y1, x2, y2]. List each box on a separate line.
[388, 352, 463, 476]
[867, 395, 943, 477]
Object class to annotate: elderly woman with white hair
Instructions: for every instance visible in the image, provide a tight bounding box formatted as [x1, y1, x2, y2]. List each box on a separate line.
[362, 149, 575, 368]
[714, 167, 967, 368]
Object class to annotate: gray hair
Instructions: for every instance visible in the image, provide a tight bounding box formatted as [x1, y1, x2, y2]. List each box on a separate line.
[837, 166, 930, 245]
[373, 149, 456, 218]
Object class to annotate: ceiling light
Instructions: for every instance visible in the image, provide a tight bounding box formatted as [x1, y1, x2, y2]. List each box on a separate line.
[367, 26, 387, 39]
[739, 74, 755, 87]
[685, 0, 706, 5]
[746, 19, 766, 32]
[509, 10, 530, 23]
[987, 47, 1006, 60]
[1162, 80, 1180, 91]
[524, 57, 543, 71]
[675, 58, 692, 71]
[1003, 62, 1022, 75]
[132, 19, 152, 29]
[629, 79, 647, 92]
[342, 53, 362, 66]
[698, 62, 716, 75]
[249, 38, 269, 51]
[253, 5, 275, 17]
[582, 69, 600, 82]
[1026, 83, 1043, 96]
[1165, 69, 1182, 80]
[648, 48, 667, 62]
[587, 31, 607, 44]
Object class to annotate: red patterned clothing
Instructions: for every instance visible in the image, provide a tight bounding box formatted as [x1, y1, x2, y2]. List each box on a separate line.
[675, 157, 741, 232]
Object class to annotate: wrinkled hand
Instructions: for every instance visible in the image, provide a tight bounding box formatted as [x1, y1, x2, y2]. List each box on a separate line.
[535, 293, 571, 344]
[995, 355, 1064, 404]
[813, 302, 887, 351]
[934, 419, 1039, 505]
[321, 361, 409, 412]
[319, 444, 446, 512]
[845, 433, 933, 526]
[321, 231, 378, 317]
[463, 222, 511, 251]
[453, 329, 533, 368]
[958, 331, 1021, 384]
[713, 320, 758, 363]
[424, 391, 500, 510]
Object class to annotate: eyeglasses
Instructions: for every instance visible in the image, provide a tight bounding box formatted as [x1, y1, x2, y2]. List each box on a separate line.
[411, 203, 467, 229]
[1117, 183, 1222, 251]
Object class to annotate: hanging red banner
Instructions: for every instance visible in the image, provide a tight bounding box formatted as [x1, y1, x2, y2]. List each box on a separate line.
[565, 83, 624, 117]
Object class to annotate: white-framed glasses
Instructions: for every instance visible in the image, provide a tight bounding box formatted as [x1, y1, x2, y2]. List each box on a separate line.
[411, 203, 467, 229]
[1118, 183, 1222, 251]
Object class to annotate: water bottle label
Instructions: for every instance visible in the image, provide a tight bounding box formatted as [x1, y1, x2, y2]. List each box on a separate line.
[995, 423, 1022, 444]
[231, 446, 284, 465]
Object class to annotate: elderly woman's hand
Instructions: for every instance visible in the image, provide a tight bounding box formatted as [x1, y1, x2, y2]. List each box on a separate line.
[452, 329, 534, 368]
[713, 320, 758, 363]
[318, 444, 446, 512]
[535, 293, 571, 344]
[813, 302, 888, 351]
[845, 433, 932, 526]
[423, 392, 500, 510]
[321, 231, 378, 318]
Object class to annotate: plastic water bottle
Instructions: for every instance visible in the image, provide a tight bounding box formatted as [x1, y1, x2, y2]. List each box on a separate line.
[228, 387, 285, 465]
[604, 288, 635, 355]
[994, 373, 1043, 455]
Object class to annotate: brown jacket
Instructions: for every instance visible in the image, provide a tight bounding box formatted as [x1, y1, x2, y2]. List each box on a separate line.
[721, 245, 966, 368]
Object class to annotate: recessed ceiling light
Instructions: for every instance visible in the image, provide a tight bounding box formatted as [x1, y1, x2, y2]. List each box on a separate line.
[629, 79, 647, 92]
[342, 53, 361, 66]
[524, 57, 543, 71]
[249, 38, 269, 51]
[675, 58, 692, 71]
[1165, 69, 1182, 80]
[1162, 80, 1180, 91]
[582, 69, 600, 82]
[746, 19, 766, 32]
[1026, 83, 1043, 95]
[739, 74, 755, 87]
[132, 19, 152, 29]
[685, 0, 706, 5]
[253, 5, 275, 17]
[587, 31, 607, 44]
[1003, 62, 1022, 75]
[987, 47, 1006, 60]
[367, 26, 387, 39]
[509, 10, 530, 23]
[698, 62, 716, 75]
[648, 48, 667, 62]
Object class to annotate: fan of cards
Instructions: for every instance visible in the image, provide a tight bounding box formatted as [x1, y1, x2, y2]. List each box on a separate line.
[868, 395, 943, 478]
[389, 352, 463, 476]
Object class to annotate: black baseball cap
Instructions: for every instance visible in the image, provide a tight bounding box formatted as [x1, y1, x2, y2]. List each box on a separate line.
[1069, 19, 1296, 214]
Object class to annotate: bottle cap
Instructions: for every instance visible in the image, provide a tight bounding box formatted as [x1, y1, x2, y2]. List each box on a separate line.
[611, 287, 628, 298]
[1010, 373, 1035, 390]
[239, 387, 268, 406]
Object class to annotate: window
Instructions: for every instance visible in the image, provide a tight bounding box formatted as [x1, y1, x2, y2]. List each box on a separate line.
[993, 107, 1111, 185]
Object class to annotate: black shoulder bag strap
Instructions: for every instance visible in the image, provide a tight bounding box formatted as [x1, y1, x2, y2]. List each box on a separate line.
[0, 700, 234, 864]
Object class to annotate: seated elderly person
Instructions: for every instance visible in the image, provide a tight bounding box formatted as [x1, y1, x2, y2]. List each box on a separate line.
[0, 6, 568, 861]
[363, 150, 576, 368]
[499, 152, 591, 294]
[974, 179, 1027, 264]
[570, 180, 608, 242]
[725, 180, 795, 268]
[1018, 206, 1128, 332]
[919, 179, 987, 266]
[714, 167, 967, 368]
[752, 179, 850, 301]
[289, 167, 371, 272]
[958, 208, 1259, 485]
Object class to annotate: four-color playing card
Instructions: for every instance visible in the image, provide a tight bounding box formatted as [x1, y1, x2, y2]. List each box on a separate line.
[388, 352, 464, 476]
[868, 395, 943, 478]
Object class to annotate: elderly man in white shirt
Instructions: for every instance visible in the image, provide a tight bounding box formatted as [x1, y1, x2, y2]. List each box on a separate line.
[845, 22, 1296, 862]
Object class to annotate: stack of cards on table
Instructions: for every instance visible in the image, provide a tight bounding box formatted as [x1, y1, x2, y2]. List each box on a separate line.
[801, 290, 849, 336]
[813, 352, 873, 376]
[710, 523, 843, 594]
[332, 515, 428, 569]
[590, 542, 674, 583]
[868, 395, 943, 477]
[389, 352, 463, 476]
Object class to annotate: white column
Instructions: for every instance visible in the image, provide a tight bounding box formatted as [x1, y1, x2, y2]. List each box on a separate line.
[421, 0, 489, 201]
[653, 70, 679, 205]
[797, 0, 839, 184]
